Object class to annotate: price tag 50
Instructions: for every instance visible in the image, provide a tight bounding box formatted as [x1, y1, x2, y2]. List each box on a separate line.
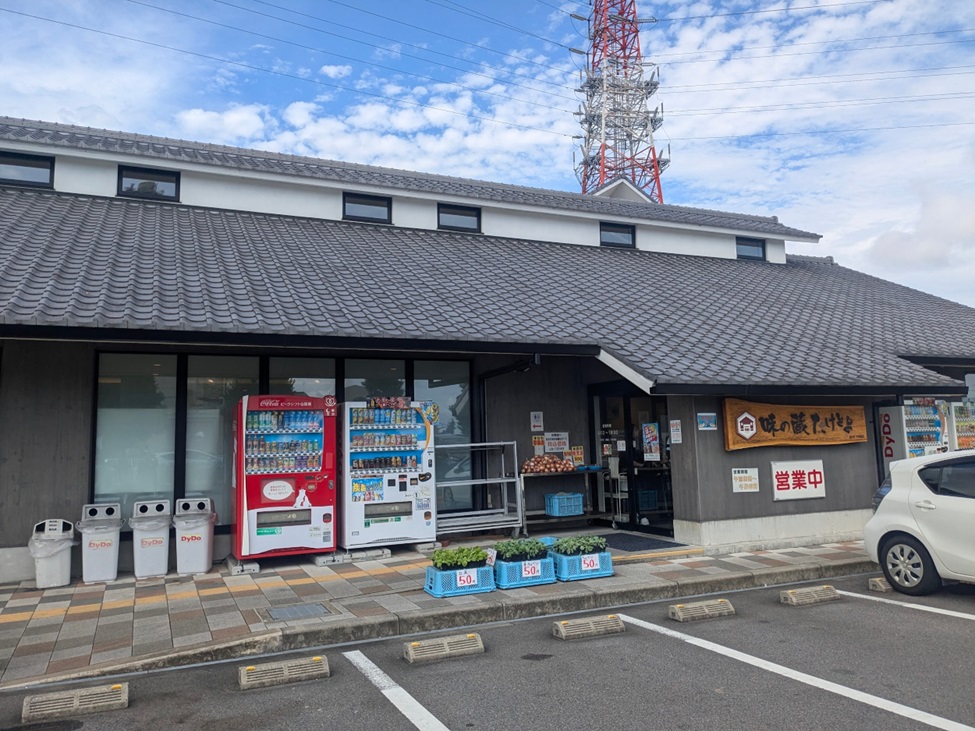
[521, 560, 541, 578]
[455, 569, 478, 587]
[580, 554, 600, 571]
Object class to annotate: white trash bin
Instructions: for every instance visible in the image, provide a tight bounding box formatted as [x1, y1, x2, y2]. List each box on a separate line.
[174, 498, 216, 576]
[76, 503, 124, 583]
[129, 500, 172, 579]
[28, 519, 76, 589]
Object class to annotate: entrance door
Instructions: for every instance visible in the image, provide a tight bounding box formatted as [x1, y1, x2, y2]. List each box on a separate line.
[593, 393, 674, 536]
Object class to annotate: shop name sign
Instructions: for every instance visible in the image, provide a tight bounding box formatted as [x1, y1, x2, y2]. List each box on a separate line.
[771, 460, 826, 501]
[723, 398, 867, 451]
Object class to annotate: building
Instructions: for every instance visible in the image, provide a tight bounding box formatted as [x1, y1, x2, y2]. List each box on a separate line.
[1, 117, 973, 582]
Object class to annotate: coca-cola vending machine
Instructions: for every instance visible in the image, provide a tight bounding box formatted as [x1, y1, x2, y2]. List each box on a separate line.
[232, 395, 338, 561]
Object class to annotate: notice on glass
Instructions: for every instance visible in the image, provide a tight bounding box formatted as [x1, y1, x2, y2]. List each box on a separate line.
[670, 419, 683, 444]
[642, 423, 661, 462]
[731, 467, 760, 493]
[530, 411, 544, 432]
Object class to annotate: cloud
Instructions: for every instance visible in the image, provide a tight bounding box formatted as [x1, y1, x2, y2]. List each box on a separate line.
[175, 105, 271, 144]
[320, 65, 353, 79]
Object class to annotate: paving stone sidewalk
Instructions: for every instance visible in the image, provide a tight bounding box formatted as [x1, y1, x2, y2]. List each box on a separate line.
[0, 538, 876, 688]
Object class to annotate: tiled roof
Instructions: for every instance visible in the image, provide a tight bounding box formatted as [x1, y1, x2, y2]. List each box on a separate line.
[0, 117, 819, 241]
[0, 187, 971, 389]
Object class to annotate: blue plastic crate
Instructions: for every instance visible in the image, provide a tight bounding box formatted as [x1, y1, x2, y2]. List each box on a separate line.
[424, 565, 496, 597]
[494, 557, 556, 589]
[538, 536, 557, 547]
[550, 550, 614, 581]
[545, 492, 584, 517]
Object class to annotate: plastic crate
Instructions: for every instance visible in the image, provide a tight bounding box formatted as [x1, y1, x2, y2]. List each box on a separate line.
[494, 557, 556, 589]
[544, 492, 584, 517]
[424, 565, 496, 597]
[550, 550, 614, 581]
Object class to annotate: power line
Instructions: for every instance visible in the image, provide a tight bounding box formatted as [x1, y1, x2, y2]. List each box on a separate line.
[0, 6, 579, 139]
[668, 65, 975, 93]
[421, 0, 567, 48]
[127, 0, 579, 114]
[657, 0, 895, 23]
[669, 120, 975, 142]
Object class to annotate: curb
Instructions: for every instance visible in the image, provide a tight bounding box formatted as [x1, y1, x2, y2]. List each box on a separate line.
[0, 558, 878, 690]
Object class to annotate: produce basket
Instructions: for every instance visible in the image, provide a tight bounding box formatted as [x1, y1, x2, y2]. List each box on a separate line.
[494, 557, 556, 589]
[423, 565, 496, 597]
[545, 492, 584, 517]
[550, 550, 614, 581]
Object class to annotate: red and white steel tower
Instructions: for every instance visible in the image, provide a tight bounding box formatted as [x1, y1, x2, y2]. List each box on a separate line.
[574, 0, 669, 201]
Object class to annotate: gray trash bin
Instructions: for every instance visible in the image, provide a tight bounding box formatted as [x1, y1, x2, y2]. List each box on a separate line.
[129, 500, 172, 579]
[76, 503, 124, 583]
[174, 498, 216, 576]
[28, 519, 76, 589]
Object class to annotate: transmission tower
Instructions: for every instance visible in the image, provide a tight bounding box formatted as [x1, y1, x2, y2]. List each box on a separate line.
[574, 0, 669, 202]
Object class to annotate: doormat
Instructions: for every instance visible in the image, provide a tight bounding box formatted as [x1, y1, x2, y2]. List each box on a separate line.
[602, 533, 684, 552]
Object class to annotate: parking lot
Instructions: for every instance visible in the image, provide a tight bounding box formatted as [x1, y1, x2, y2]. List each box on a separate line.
[2, 574, 973, 730]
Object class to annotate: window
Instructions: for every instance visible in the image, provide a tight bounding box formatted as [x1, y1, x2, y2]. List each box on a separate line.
[920, 460, 975, 499]
[118, 166, 180, 201]
[94, 354, 178, 519]
[269, 357, 336, 398]
[600, 222, 635, 248]
[438, 203, 481, 232]
[343, 192, 392, 223]
[186, 356, 259, 524]
[345, 359, 405, 400]
[736, 237, 766, 261]
[0, 151, 54, 187]
[415, 361, 473, 509]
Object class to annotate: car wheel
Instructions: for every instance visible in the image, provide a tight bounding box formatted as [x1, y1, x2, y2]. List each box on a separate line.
[879, 535, 941, 596]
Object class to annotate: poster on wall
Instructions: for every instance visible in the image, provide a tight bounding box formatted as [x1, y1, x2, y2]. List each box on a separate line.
[697, 413, 718, 431]
[731, 468, 760, 493]
[670, 419, 683, 444]
[532, 435, 545, 456]
[771, 460, 826, 500]
[544, 431, 569, 453]
[724, 398, 867, 451]
[642, 423, 661, 462]
[530, 411, 544, 432]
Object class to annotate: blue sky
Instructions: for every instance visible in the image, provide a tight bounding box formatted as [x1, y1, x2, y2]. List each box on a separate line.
[2, 0, 974, 305]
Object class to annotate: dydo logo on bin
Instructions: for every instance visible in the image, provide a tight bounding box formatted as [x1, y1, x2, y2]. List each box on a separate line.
[180, 534, 203, 543]
[87, 539, 115, 550]
[140, 537, 165, 548]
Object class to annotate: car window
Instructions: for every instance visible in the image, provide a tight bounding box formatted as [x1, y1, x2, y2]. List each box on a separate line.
[938, 461, 975, 499]
[917, 466, 941, 492]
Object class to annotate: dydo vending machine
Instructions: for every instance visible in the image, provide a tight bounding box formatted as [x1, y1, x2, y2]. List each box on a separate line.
[232, 395, 338, 560]
[340, 397, 438, 550]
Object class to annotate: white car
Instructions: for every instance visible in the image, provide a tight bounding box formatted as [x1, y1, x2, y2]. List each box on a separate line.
[864, 449, 975, 595]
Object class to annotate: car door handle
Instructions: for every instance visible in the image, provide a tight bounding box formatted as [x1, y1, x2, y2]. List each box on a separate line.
[913, 500, 937, 510]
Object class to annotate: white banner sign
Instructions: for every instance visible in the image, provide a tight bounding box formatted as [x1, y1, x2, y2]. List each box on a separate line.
[732, 467, 760, 493]
[545, 431, 569, 452]
[770, 460, 826, 500]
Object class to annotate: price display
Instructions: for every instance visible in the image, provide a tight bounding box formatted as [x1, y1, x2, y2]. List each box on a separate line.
[580, 554, 600, 571]
[455, 568, 478, 587]
[521, 560, 541, 579]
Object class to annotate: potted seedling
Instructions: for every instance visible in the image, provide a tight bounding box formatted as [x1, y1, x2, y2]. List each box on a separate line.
[492, 538, 547, 563]
[490, 537, 555, 589]
[549, 534, 613, 581]
[424, 545, 496, 598]
[430, 545, 489, 570]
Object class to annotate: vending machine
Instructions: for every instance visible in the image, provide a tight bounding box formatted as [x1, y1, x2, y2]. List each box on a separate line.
[340, 397, 437, 550]
[948, 402, 975, 451]
[232, 395, 338, 560]
[878, 399, 949, 473]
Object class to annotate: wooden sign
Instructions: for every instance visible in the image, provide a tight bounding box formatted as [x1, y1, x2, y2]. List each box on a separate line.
[723, 398, 868, 451]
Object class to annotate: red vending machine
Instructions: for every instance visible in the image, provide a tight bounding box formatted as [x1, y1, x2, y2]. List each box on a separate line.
[232, 395, 338, 560]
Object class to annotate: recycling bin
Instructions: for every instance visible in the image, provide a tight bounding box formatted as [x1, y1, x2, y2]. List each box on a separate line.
[174, 498, 216, 575]
[76, 503, 124, 583]
[129, 500, 172, 579]
[28, 519, 76, 589]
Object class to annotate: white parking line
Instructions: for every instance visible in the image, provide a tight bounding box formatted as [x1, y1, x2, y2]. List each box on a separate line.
[343, 650, 451, 731]
[836, 590, 975, 621]
[618, 613, 974, 731]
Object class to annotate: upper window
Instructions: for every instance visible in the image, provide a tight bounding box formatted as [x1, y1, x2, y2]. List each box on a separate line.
[736, 237, 766, 261]
[600, 222, 635, 248]
[438, 203, 481, 233]
[0, 151, 54, 188]
[118, 166, 180, 201]
[343, 192, 392, 224]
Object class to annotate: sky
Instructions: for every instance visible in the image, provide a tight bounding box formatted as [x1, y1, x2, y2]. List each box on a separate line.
[2, 0, 974, 306]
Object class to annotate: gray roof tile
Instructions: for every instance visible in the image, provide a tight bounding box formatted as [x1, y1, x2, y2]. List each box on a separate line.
[0, 117, 819, 240]
[0, 186, 971, 389]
